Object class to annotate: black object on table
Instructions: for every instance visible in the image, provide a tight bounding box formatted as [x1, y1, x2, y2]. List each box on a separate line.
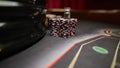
[0, 0, 47, 60]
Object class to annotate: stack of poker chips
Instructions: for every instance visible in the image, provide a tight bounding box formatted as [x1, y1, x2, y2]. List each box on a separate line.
[49, 17, 77, 38]
[48, 7, 78, 38]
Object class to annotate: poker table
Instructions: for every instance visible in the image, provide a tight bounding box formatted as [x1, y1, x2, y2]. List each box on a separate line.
[0, 10, 120, 68]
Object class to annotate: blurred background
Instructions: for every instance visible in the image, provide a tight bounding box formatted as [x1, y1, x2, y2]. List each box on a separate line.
[47, 0, 120, 9]
[46, 0, 120, 24]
